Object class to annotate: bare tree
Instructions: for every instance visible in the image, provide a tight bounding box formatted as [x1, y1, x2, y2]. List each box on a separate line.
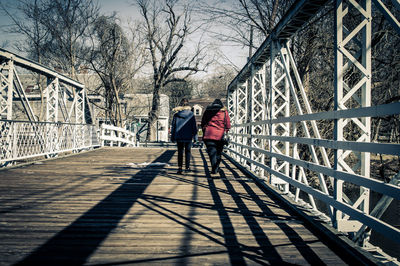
[38, 0, 99, 78]
[87, 15, 147, 127]
[197, 0, 293, 54]
[0, 0, 50, 119]
[135, 0, 211, 141]
[0, 0, 49, 62]
[203, 65, 237, 99]
[163, 80, 193, 112]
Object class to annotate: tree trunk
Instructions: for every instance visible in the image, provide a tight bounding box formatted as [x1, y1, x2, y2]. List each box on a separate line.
[146, 84, 161, 141]
[111, 76, 122, 127]
[373, 118, 382, 142]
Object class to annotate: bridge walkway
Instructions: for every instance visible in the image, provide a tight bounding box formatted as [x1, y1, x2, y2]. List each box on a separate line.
[0, 147, 366, 265]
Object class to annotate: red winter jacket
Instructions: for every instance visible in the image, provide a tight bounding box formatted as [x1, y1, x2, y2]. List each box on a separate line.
[201, 105, 231, 141]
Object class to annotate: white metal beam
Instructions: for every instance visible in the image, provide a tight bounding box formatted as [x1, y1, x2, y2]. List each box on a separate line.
[334, 0, 372, 236]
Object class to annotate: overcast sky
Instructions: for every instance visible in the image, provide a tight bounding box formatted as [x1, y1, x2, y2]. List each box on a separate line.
[0, 0, 248, 72]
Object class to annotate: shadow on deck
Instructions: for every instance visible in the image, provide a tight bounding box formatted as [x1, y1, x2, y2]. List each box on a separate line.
[0, 147, 371, 265]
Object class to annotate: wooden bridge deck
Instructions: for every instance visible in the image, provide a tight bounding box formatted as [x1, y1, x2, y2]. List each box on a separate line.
[0, 147, 359, 265]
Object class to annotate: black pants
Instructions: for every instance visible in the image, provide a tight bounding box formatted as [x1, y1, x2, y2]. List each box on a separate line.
[177, 141, 192, 169]
[204, 140, 224, 172]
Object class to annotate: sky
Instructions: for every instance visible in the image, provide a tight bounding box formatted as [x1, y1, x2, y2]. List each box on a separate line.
[0, 0, 248, 72]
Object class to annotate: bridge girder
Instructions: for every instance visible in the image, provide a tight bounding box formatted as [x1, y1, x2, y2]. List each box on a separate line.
[226, 0, 400, 252]
[0, 48, 90, 124]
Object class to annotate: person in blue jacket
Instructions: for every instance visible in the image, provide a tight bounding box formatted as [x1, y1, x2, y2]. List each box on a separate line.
[170, 98, 197, 174]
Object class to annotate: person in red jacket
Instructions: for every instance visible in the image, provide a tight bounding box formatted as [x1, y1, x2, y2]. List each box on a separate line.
[201, 99, 231, 174]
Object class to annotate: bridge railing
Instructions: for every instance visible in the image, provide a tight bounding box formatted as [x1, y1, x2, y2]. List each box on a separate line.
[100, 124, 137, 147]
[0, 120, 100, 166]
[225, 102, 400, 241]
[225, 0, 400, 255]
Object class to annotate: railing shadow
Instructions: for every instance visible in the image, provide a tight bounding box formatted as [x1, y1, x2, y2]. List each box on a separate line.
[96, 150, 279, 265]
[199, 149, 299, 265]
[12, 148, 337, 265]
[222, 160, 326, 265]
[14, 150, 175, 266]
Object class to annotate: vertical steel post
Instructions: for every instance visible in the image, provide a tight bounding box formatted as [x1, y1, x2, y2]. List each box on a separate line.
[46, 78, 59, 122]
[0, 63, 6, 118]
[76, 88, 85, 124]
[234, 84, 240, 160]
[269, 41, 275, 185]
[360, 1, 372, 222]
[45, 77, 59, 154]
[283, 45, 290, 194]
[250, 64, 266, 177]
[242, 81, 250, 167]
[270, 40, 290, 192]
[249, 64, 255, 171]
[334, 0, 372, 236]
[6, 60, 14, 120]
[236, 82, 248, 166]
[227, 88, 235, 157]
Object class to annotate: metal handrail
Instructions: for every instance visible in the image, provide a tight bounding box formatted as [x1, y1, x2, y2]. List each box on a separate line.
[0, 120, 100, 166]
[100, 124, 137, 147]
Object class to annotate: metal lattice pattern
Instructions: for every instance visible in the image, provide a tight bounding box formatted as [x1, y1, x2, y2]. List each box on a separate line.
[226, 0, 400, 249]
[0, 120, 100, 164]
[46, 78, 59, 122]
[0, 48, 89, 124]
[0, 61, 12, 119]
[236, 83, 249, 167]
[227, 89, 235, 151]
[76, 88, 85, 123]
[334, 0, 372, 233]
[0, 49, 96, 166]
[270, 43, 290, 189]
[250, 66, 266, 176]
[0, 77, 8, 117]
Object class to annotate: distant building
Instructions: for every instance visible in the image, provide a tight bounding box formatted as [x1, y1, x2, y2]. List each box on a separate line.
[190, 98, 211, 127]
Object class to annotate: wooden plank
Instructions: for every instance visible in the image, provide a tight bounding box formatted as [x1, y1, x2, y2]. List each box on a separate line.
[0, 147, 351, 265]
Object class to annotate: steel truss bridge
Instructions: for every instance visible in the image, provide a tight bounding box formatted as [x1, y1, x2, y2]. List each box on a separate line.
[0, 0, 399, 264]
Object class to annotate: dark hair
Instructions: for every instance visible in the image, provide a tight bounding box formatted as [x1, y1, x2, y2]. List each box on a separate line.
[179, 98, 189, 106]
[212, 99, 223, 106]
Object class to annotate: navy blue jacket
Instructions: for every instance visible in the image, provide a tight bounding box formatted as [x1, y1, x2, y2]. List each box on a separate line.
[171, 106, 197, 142]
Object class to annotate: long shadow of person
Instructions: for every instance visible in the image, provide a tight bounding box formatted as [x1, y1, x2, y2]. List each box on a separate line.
[199, 149, 247, 265]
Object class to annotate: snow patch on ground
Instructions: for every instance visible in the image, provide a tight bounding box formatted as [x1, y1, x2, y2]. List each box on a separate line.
[127, 162, 170, 168]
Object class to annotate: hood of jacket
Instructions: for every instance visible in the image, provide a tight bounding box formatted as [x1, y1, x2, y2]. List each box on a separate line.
[205, 103, 226, 111]
[172, 105, 193, 118]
